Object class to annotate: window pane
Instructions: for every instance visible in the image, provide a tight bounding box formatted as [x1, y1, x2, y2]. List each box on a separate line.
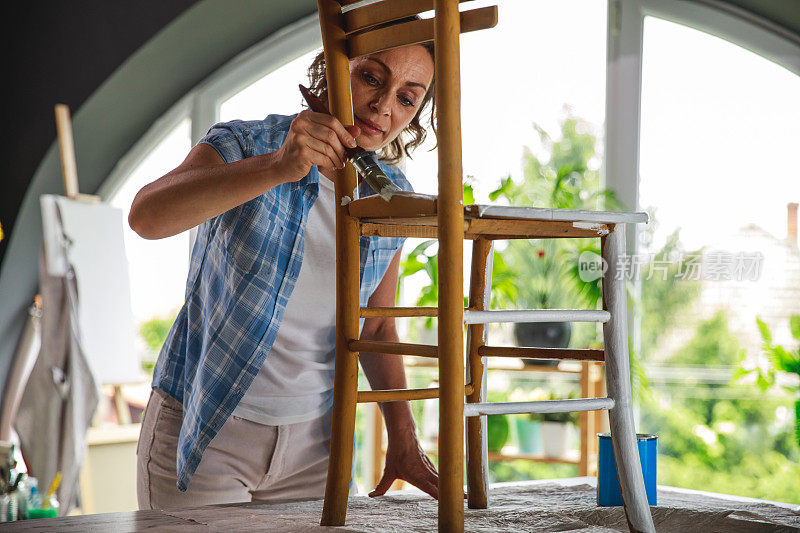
[109, 119, 192, 338]
[638, 17, 800, 503]
[405, 0, 607, 197]
[219, 49, 320, 122]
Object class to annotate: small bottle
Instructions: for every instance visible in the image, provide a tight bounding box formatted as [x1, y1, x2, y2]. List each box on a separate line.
[29, 483, 41, 510]
[0, 493, 10, 522]
[47, 493, 60, 516]
[14, 476, 29, 520]
[7, 491, 18, 521]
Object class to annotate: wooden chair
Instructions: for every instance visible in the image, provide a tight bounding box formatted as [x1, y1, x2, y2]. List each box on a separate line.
[316, 1, 655, 531]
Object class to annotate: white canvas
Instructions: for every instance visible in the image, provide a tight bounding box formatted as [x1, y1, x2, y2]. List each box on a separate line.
[40, 194, 142, 385]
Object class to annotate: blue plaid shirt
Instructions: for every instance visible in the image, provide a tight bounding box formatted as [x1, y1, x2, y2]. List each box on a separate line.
[152, 113, 412, 491]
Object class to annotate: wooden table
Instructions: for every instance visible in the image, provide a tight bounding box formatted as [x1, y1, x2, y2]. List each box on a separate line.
[3, 478, 797, 532]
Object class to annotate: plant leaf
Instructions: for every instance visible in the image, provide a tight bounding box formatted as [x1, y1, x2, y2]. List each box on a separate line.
[756, 317, 772, 345]
[463, 183, 475, 205]
[790, 315, 800, 341]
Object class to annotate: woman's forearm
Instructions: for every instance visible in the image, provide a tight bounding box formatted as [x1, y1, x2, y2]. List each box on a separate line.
[128, 146, 287, 240]
[359, 323, 417, 438]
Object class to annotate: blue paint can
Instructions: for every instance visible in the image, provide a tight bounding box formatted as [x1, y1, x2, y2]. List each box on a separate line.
[597, 433, 657, 507]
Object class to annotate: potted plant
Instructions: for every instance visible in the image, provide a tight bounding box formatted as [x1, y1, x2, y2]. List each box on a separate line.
[532, 392, 580, 458]
[487, 115, 621, 365]
[509, 388, 547, 454]
[485, 389, 512, 454]
[398, 114, 621, 359]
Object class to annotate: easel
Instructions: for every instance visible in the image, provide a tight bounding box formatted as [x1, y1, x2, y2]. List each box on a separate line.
[54, 104, 131, 425]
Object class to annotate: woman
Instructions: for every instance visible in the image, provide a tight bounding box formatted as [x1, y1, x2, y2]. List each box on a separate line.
[131, 42, 439, 509]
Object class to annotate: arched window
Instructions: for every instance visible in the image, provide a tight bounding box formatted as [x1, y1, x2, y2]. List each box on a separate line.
[101, 2, 800, 501]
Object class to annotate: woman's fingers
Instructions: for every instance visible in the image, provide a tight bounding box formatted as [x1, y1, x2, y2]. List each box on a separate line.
[290, 111, 363, 173]
[304, 121, 348, 165]
[306, 111, 358, 150]
[368, 471, 396, 498]
[416, 477, 439, 500]
[304, 135, 344, 169]
[345, 124, 361, 140]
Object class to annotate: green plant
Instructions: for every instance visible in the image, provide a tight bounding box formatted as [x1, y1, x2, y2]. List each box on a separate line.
[487, 415, 511, 453]
[530, 392, 579, 424]
[539, 410, 579, 424]
[398, 114, 616, 323]
[139, 313, 177, 372]
[639, 310, 800, 504]
[734, 315, 800, 446]
[397, 239, 440, 329]
[397, 180, 486, 330]
[487, 116, 620, 312]
[638, 227, 703, 359]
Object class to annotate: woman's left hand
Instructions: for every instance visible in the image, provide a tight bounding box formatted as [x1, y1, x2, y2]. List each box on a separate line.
[369, 432, 439, 499]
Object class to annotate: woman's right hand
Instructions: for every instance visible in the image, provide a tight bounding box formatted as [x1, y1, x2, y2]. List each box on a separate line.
[273, 110, 360, 183]
[129, 111, 361, 240]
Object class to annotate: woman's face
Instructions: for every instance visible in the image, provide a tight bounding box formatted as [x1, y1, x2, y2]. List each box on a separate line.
[348, 45, 434, 152]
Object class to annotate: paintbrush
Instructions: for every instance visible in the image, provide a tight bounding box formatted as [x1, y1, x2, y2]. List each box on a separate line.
[42, 472, 62, 509]
[299, 84, 400, 202]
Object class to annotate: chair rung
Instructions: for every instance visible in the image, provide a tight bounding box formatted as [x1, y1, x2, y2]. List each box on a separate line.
[349, 339, 438, 358]
[464, 309, 610, 325]
[478, 346, 605, 361]
[464, 398, 615, 417]
[359, 308, 609, 323]
[360, 306, 439, 318]
[358, 384, 474, 403]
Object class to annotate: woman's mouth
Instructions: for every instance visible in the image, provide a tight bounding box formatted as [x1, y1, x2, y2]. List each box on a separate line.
[355, 116, 383, 136]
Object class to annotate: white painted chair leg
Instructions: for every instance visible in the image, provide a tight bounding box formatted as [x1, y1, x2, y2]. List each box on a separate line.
[466, 239, 492, 509]
[465, 346, 489, 508]
[602, 226, 655, 533]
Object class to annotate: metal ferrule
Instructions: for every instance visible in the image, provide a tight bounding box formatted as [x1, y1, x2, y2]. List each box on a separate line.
[349, 151, 387, 183]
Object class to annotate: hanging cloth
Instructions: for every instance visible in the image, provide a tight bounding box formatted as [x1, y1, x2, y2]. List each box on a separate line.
[15, 225, 99, 514]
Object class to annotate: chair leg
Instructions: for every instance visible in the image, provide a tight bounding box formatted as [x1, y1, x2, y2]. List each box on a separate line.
[436, 0, 466, 530]
[601, 227, 655, 533]
[317, 0, 362, 525]
[321, 190, 360, 526]
[321, 192, 360, 526]
[466, 239, 492, 509]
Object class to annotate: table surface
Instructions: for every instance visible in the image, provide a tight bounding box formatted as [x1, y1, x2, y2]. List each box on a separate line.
[2, 478, 798, 532]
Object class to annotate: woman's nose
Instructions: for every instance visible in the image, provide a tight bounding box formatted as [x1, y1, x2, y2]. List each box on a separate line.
[369, 92, 391, 115]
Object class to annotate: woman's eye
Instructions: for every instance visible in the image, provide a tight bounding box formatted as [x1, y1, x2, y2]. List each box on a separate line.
[400, 96, 415, 107]
[363, 72, 379, 85]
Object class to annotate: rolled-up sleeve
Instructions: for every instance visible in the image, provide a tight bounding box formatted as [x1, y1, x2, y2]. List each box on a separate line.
[199, 121, 251, 163]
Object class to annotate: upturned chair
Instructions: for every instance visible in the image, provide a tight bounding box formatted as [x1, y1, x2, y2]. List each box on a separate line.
[315, 1, 655, 531]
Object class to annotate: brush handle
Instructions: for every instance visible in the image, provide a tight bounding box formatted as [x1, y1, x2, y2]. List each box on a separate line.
[298, 84, 363, 159]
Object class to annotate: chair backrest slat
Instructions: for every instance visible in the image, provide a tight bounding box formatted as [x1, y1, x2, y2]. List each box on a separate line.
[343, 0, 473, 35]
[347, 5, 497, 58]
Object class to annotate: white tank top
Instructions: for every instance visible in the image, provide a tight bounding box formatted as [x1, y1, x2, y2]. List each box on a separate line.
[232, 174, 337, 425]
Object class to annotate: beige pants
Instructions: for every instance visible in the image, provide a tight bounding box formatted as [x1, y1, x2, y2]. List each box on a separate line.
[136, 388, 339, 510]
